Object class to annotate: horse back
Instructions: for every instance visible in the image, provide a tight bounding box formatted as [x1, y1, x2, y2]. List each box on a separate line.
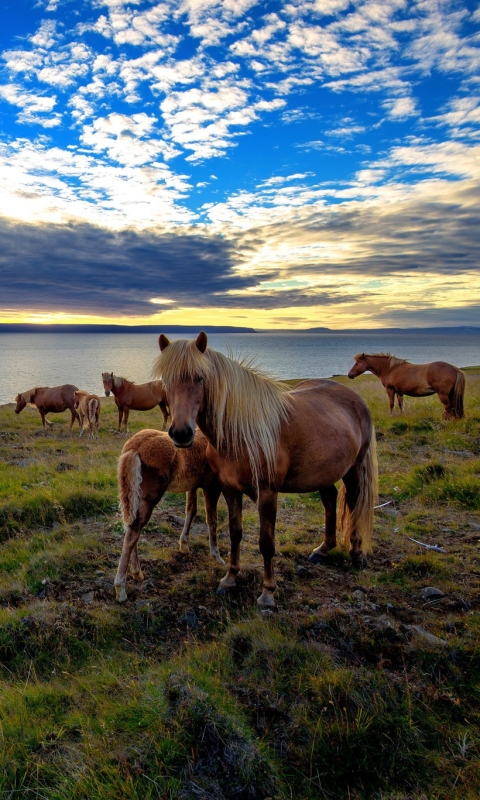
[35, 384, 78, 411]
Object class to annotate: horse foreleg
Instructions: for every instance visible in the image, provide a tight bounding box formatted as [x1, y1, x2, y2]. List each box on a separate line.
[159, 401, 169, 431]
[386, 387, 396, 416]
[179, 488, 198, 553]
[115, 405, 123, 434]
[256, 487, 278, 608]
[217, 487, 243, 596]
[308, 484, 338, 564]
[123, 408, 130, 435]
[204, 483, 225, 565]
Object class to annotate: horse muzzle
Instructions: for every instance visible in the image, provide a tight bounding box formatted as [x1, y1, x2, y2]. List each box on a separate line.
[347, 371, 356, 379]
[168, 424, 195, 448]
[104, 390, 111, 397]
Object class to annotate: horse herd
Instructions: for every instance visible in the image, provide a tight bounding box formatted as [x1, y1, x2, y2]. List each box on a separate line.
[12, 336, 466, 608]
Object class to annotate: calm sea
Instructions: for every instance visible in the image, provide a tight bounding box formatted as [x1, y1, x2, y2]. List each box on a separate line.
[0, 331, 479, 406]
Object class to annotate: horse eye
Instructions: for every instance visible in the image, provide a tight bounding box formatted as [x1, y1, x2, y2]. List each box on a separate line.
[195, 375, 204, 384]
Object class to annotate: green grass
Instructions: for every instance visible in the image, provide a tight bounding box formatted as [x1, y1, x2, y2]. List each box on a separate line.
[0, 375, 480, 799]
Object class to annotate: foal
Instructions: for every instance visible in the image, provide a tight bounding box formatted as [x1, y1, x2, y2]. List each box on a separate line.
[114, 428, 225, 602]
[73, 390, 101, 438]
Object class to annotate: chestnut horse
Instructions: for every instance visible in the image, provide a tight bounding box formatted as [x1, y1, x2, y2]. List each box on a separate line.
[114, 428, 225, 602]
[348, 353, 465, 419]
[15, 384, 80, 431]
[153, 332, 378, 609]
[73, 390, 101, 439]
[101, 373, 169, 434]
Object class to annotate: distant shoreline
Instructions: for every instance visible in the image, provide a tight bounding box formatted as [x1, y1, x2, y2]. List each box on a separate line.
[0, 324, 479, 335]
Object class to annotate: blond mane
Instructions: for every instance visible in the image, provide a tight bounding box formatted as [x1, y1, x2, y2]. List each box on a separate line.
[355, 352, 407, 368]
[152, 339, 292, 485]
[17, 388, 37, 405]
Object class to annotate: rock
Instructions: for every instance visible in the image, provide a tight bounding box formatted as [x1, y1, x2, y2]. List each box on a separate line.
[407, 625, 447, 647]
[181, 608, 199, 628]
[191, 523, 208, 535]
[352, 589, 367, 602]
[421, 587, 446, 601]
[81, 591, 95, 603]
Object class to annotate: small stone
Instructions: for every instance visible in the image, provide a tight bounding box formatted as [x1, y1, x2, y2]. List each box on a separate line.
[296, 565, 309, 576]
[81, 591, 95, 603]
[408, 625, 447, 647]
[352, 589, 366, 601]
[421, 587, 446, 601]
[181, 608, 199, 628]
[95, 570, 105, 576]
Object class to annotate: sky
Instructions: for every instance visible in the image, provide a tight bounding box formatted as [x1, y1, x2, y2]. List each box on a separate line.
[0, 0, 479, 330]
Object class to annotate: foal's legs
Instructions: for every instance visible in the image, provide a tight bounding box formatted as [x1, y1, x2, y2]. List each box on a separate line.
[204, 484, 225, 565]
[114, 476, 166, 602]
[257, 487, 278, 608]
[308, 485, 338, 564]
[217, 487, 243, 595]
[178, 488, 198, 553]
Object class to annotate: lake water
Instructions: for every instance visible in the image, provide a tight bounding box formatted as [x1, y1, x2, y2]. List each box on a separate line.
[0, 331, 479, 406]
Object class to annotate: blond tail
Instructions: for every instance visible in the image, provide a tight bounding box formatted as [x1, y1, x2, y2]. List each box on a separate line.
[117, 451, 143, 526]
[337, 429, 378, 554]
[452, 370, 465, 419]
[87, 397, 99, 428]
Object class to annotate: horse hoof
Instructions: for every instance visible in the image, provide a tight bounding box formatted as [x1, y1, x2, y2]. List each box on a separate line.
[308, 551, 328, 565]
[351, 556, 368, 571]
[216, 585, 227, 598]
[257, 590, 276, 609]
[115, 585, 127, 603]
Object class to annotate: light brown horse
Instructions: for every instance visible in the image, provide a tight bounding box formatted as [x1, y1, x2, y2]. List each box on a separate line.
[73, 390, 101, 439]
[14, 384, 80, 431]
[101, 373, 169, 434]
[114, 428, 225, 602]
[348, 353, 465, 419]
[153, 332, 378, 609]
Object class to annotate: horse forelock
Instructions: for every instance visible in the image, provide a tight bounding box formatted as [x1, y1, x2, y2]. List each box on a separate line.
[152, 338, 292, 485]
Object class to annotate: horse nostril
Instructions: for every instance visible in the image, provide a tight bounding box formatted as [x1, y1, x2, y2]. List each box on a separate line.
[169, 425, 194, 446]
[168, 424, 174, 440]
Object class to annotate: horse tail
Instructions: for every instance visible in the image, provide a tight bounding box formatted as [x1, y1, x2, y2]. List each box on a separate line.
[338, 428, 378, 554]
[452, 370, 465, 419]
[118, 450, 143, 526]
[87, 397, 99, 427]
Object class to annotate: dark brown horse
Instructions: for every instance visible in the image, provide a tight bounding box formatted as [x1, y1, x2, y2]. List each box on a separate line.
[153, 332, 378, 609]
[101, 373, 169, 434]
[114, 428, 225, 602]
[348, 353, 465, 419]
[14, 384, 80, 431]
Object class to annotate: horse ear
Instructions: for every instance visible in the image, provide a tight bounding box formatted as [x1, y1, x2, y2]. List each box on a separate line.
[159, 334, 170, 351]
[196, 331, 207, 353]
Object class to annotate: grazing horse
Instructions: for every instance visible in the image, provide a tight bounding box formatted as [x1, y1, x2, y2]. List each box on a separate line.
[114, 428, 225, 602]
[152, 332, 378, 609]
[14, 384, 80, 431]
[101, 373, 169, 434]
[348, 353, 465, 419]
[73, 390, 101, 438]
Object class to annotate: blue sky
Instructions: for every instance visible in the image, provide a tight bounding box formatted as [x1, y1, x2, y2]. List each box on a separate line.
[0, 0, 479, 329]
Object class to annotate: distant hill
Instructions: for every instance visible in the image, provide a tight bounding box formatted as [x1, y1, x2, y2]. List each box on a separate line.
[0, 324, 256, 334]
[0, 324, 479, 335]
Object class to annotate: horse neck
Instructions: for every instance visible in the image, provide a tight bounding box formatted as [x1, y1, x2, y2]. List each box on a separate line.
[365, 356, 390, 377]
[112, 377, 128, 396]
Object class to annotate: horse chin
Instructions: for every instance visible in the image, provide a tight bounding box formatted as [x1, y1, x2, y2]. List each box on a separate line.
[171, 437, 195, 449]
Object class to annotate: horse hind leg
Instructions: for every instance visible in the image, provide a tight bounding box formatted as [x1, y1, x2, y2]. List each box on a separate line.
[308, 484, 338, 564]
[339, 438, 377, 570]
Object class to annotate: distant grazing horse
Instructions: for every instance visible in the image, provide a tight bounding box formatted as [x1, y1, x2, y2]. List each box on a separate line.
[348, 353, 465, 419]
[101, 373, 169, 434]
[153, 332, 378, 609]
[114, 428, 225, 602]
[73, 390, 101, 439]
[15, 384, 80, 431]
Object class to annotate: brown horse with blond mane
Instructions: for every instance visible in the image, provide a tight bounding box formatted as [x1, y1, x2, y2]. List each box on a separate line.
[101, 373, 169, 434]
[348, 353, 465, 419]
[114, 428, 225, 602]
[153, 332, 378, 609]
[15, 384, 80, 431]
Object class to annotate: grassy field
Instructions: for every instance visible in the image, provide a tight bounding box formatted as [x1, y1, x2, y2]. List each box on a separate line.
[0, 372, 479, 800]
